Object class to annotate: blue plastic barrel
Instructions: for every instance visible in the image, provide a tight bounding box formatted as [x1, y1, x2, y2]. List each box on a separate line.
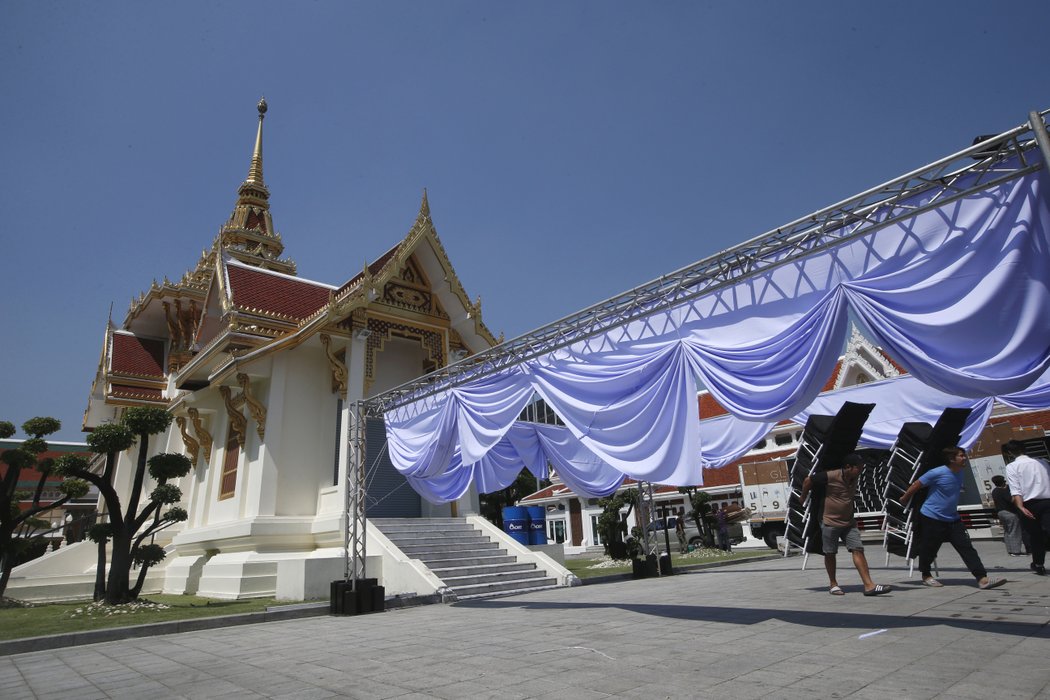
[526, 506, 547, 545]
[502, 506, 530, 545]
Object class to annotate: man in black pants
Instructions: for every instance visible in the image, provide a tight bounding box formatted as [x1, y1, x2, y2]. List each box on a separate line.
[900, 446, 1005, 589]
[1004, 440, 1050, 575]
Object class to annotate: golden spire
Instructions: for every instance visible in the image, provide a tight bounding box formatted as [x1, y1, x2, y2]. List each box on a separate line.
[245, 97, 266, 186]
[236, 97, 270, 205]
[212, 98, 296, 276]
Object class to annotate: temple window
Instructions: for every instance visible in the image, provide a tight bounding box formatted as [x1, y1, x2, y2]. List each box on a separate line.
[219, 428, 240, 500]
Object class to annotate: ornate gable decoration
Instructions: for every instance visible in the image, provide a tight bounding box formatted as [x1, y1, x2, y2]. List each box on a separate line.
[832, 326, 903, 389]
[379, 255, 449, 320]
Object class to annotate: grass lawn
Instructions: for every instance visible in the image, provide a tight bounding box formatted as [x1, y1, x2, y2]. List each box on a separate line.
[564, 547, 774, 579]
[0, 594, 290, 642]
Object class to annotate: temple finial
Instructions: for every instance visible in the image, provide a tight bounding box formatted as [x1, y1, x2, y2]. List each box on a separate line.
[245, 97, 267, 186]
[419, 188, 430, 219]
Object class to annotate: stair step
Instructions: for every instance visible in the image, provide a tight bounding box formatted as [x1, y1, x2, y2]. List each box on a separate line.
[417, 555, 518, 568]
[449, 577, 558, 597]
[396, 543, 499, 556]
[428, 562, 536, 577]
[377, 524, 480, 534]
[453, 584, 563, 601]
[385, 535, 494, 547]
[440, 570, 547, 587]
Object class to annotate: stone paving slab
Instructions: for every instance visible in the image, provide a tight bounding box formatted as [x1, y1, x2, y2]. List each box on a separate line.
[2, 541, 1049, 698]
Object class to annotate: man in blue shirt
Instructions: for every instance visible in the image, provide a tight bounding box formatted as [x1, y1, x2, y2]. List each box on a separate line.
[900, 446, 1006, 590]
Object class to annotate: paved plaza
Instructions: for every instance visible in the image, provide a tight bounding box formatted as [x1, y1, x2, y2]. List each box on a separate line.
[2, 541, 1049, 699]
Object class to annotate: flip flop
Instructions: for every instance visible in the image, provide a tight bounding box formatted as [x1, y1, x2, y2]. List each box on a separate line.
[863, 584, 892, 596]
[829, 585, 844, 596]
[922, 578, 944, 587]
[979, 577, 1007, 590]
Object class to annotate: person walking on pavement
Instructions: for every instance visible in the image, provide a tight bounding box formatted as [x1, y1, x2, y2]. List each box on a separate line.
[991, 475, 1024, 556]
[800, 453, 892, 597]
[715, 504, 732, 552]
[900, 446, 1006, 590]
[1003, 439, 1050, 575]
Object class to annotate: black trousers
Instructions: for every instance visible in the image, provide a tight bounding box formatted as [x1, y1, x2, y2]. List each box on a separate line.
[917, 514, 986, 580]
[1020, 498, 1050, 566]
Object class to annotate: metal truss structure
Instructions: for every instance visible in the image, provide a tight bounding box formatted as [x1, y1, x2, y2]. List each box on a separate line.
[347, 108, 1050, 588]
[345, 401, 368, 587]
[363, 109, 1050, 419]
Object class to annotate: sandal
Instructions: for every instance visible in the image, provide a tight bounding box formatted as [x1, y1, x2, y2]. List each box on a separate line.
[863, 584, 892, 596]
[979, 577, 1007, 590]
[829, 585, 844, 596]
[922, 577, 944, 587]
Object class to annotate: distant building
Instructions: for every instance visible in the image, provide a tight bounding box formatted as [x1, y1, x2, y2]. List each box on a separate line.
[0, 440, 97, 555]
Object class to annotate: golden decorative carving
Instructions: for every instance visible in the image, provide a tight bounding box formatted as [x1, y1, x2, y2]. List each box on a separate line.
[236, 373, 267, 441]
[175, 416, 200, 467]
[319, 333, 348, 395]
[363, 317, 445, 394]
[219, 385, 247, 448]
[187, 407, 213, 460]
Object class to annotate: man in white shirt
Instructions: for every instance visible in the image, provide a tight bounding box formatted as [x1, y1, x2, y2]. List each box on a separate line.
[1004, 439, 1050, 576]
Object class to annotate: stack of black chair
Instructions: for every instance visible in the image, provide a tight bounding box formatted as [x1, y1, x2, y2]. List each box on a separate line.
[881, 408, 972, 570]
[785, 401, 875, 561]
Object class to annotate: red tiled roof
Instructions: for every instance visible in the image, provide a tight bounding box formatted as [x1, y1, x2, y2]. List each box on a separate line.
[111, 333, 165, 378]
[698, 393, 727, 419]
[335, 243, 401, 296]
[226, 261, 333, 321]
[109, 384, 164, 401]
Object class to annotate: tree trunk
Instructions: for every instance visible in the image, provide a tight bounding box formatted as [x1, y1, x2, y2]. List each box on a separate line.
[130, 562, 151, 599]
[93, 539, 107, 601]
[0, 550, 12, 599]
[105, 533, 132, 605]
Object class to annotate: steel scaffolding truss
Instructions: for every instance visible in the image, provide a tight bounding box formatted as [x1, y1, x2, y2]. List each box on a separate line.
[364, 109, 1050, 419]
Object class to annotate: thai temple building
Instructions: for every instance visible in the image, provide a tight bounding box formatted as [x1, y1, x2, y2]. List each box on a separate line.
[8, 100, 575, 602]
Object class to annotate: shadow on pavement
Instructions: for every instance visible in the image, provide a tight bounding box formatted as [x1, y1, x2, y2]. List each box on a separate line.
[452, 597, 1050, 638]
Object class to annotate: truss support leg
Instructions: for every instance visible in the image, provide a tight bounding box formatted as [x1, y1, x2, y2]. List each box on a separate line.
[1030, 111, 1050, 169]
[333, 400, 382, 615]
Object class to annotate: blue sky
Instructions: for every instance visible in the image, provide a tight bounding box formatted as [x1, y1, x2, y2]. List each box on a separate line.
[2, 2, 1048, 441]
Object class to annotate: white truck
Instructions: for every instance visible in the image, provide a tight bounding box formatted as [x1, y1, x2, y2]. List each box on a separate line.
[739, 459, 790, 549]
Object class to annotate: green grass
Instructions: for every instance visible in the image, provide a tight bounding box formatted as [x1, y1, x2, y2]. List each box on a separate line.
[0, 594, 290, 641]
[564, 547, 774, 579]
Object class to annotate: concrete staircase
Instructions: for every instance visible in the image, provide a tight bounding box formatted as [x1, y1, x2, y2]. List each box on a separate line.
[371, 517, 559, 600]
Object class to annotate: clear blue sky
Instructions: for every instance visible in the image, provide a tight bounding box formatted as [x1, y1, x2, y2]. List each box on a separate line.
[2, 2, 1048, 441]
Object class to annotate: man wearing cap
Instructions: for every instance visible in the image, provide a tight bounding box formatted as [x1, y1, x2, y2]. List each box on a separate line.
[801, 453, 892, 596]
[1003, 439, 1050, 576]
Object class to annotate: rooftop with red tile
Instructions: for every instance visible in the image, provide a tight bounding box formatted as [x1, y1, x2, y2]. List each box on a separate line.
[111, 333, 165, 378]
[225, 260, 334, 321]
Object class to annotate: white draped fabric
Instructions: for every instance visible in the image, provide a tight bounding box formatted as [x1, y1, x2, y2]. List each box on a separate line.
[384, 166, 1050, 503]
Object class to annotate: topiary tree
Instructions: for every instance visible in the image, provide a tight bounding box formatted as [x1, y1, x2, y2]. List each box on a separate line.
[0, 417, 90, 598]
[53, 407, 190, 604]
[596, 488, 638, 559]
[679, 487, 714, 546]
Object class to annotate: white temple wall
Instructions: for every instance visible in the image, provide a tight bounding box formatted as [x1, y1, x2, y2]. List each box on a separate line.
[269, 346, 340, 517]
[185, 403, 220, 530]
[372, 336, 426, 395]
[203, 402, 243, 524]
